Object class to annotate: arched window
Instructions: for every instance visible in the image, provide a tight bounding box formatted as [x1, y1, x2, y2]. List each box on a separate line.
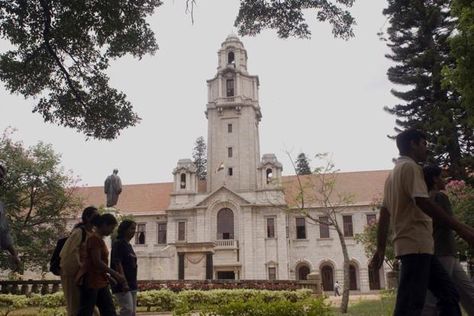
[266, 168, 273, 184]
[228, 52, 235, 64]
[321, 265, 334, 291]
[297, 264, 310, 280]
[217, 208, 234, 240]
[180, 173, 186, 189]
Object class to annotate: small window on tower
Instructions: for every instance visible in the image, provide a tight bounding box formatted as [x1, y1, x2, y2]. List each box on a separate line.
[226, 79, 234, 97]
[228, 147, 233, 158]
[228, 167, 233, 176]
[228, 124, 233, 133]
[266, 168, 273, 184]
[180, 173, 186, 189]
[228, 52, 235, 65]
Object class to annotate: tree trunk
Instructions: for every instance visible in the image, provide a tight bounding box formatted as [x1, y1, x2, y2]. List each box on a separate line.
[335, 224, 350, 313]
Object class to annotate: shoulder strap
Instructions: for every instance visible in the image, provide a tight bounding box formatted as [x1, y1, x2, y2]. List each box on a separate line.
[79, 226, 87, 243]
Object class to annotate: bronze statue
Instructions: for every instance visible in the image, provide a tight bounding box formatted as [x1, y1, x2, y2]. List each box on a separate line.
[104, 169, 122, 207]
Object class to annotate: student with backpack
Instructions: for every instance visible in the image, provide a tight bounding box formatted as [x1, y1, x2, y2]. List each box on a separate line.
[57, 206, 99, 316]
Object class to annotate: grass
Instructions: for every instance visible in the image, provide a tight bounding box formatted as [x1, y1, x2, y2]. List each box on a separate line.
[332, 296, 395, 316]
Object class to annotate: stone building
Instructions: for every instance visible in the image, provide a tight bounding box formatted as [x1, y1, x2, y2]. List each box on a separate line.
[75, 35, 390, 292]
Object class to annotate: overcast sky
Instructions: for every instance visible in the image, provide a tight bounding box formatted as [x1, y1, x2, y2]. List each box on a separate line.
[0, 0, 399, 187]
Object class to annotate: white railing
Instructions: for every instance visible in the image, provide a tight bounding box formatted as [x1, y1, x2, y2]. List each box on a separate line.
[215, 239, 238, 248]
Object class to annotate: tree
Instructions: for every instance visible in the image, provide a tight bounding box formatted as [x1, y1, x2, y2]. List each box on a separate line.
[192, 136, 207, 181]
[234, 0, 355, 40]
[295, 152, 312, 175]
[443, 0, 474, 176]
[355, 198, 397, 272]
[0, 129, 81, 274]
[1, 1, 355, 140]
[383, 0, 473, 180]
[286, 153, 354, 313]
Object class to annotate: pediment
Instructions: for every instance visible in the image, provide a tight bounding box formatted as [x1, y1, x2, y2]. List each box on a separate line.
[196, 186, 251, 207]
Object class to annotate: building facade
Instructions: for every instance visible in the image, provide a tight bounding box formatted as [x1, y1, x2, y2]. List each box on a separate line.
[76, 35, 389, 292]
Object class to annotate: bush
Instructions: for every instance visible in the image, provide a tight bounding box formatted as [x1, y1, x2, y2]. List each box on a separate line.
[137, 289, 177, 312]
[202, 297, 332, 316]
[29, 293, 65, 308]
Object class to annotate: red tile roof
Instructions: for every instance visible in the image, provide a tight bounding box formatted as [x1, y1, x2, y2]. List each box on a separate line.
[73, 170, 389, 215]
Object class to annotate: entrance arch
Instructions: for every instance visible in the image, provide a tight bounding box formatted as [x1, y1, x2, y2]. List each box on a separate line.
[217, 208, 234, 239]
[296, 264, 310, 280]
[320, 265, 334, 291]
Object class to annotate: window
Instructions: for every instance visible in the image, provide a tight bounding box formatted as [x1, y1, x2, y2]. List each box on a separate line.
[135, 223, 146, 245]
[177, 221, 186, 241]
[366, 214, 376, 225]
[226, 79, 234, 97]
[268, 267, 277, 280]
[267, 217, 275, 238]
[157, 222, 167, 244]
[343, 215, 353, 237]
[228, 123, 233, 133]
[228, 167, 233, 176]
[266, 168, 273, 184]
[297, 265, 310, 280]
[319, 216, 330, 238]
[228, 51, 235, 64]
[296, 217, 306, 239]
[180, 173, 186, 189]
[217, 208, 234, 239]
[228, 147, 233, 158]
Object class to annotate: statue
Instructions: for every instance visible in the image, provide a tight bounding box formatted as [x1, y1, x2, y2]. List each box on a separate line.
[104, 169, 122, 207]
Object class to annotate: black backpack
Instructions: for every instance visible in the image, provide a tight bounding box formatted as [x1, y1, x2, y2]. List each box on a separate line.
[49, 226, 86, 276]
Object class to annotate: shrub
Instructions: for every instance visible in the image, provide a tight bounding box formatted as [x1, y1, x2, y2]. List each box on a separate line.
[137, 289, 177, 312]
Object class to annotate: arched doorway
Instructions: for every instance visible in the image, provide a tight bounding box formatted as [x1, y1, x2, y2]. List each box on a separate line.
[217, 208, 234, 240]
[368, 266, 381, 290]
[296, 264, 310, 280]
[349, 264, 358, 290]
[321, 265, 334, 291]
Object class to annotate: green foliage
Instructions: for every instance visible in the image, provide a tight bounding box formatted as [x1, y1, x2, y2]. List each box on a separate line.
[0, 129, 81, 272]
[192, 136, 207, 181]
[443, 0, 474, 156]
[200, 296, 332, 316]
[355, 222, 397, 271]
[295, 153, 312, 175]
[29, 293, 65, 308]
[0, 0, 160, 139]
[446, 180, 474, 259]
[234, 0, 355, 40]
[383, 0, 473, 180]
[0, 294, 28, 315]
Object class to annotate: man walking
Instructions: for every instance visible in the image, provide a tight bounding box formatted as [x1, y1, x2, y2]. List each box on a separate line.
[370, 129, 474, 316]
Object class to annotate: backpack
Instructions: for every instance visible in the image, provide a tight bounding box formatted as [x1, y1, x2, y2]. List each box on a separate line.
[49, 226, 86, 276]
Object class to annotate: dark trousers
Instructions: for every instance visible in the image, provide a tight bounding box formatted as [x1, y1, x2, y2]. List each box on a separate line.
[394, 254, 461, 316]
[77, 284, 116, 316]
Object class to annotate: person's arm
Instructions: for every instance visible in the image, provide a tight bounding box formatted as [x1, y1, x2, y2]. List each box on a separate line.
[111, 241, 129, 291]
[370, 206, 391, 270]
[89, 240, 126, 284]
[0, 210, 21, 271]
[415, 197, 474, 247]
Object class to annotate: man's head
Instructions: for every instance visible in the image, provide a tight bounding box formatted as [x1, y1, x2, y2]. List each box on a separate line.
[396, 129, 428, 162]
[113, 169, 118, 175]
[0, 161, 6, 185]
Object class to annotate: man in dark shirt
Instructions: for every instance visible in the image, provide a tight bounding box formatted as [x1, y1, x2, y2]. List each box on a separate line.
[421, 166, 474, 315]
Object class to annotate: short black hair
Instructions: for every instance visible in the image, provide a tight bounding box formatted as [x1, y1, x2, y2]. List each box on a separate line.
[92, 213, 118, 227]
[81, 206, 98, 222]
[116, 220, 136, 239]
[423, 165, 442, 191]
[396, 129, 427, 155]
